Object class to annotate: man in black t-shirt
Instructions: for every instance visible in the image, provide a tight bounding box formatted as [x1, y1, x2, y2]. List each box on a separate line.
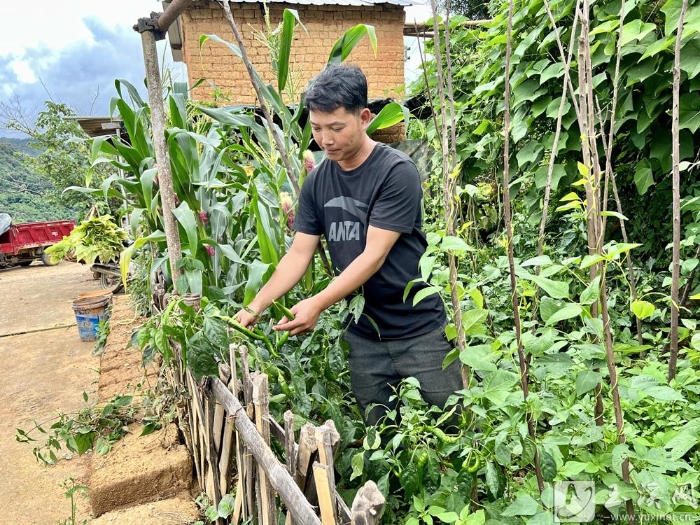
[236, 64, 463, 426]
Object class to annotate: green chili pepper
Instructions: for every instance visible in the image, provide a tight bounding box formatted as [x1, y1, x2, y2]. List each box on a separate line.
[272, 300, 295, 321]
[215, 314, 279, 358]
[427, 426, 462, 445]
[462, 450, 480, 473]
[415, 448, 429, 471]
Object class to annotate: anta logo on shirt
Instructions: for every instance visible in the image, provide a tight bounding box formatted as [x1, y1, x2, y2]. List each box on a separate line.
[324, 196, 368, 243]
[328, 221, 360, 241]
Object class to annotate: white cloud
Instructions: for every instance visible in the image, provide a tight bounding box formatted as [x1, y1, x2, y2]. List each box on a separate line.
[0, 0, 162, 58]
[9, 60, 37, 84]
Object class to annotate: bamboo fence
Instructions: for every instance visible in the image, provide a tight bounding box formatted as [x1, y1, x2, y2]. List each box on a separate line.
[167, 342, 384, 525]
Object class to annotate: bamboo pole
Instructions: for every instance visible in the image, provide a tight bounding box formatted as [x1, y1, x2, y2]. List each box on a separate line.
[501, 0, 545, 494]
[209, 378, 323, 525]
[313, 463, 336, 525]
[429, 0, 468, 389]
[669, 0, 689, 382]
[253, 373, 276, 525]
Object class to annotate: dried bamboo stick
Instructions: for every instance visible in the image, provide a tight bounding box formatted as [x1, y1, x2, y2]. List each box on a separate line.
[313, 463, 336, 525]
[209, 378, 322, 525]
[253, 373, 276, 525]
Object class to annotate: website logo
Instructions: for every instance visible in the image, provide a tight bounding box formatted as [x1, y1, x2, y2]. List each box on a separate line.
[553, 481, 596, 523]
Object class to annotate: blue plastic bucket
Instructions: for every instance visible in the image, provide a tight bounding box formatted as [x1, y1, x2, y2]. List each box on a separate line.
[72, 295, 111, 342]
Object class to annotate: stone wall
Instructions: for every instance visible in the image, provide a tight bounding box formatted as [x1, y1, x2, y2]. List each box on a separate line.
[180, 1, 407, 104]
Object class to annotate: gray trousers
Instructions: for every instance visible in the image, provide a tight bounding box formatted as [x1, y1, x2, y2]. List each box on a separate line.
[344, 324, 464, 427]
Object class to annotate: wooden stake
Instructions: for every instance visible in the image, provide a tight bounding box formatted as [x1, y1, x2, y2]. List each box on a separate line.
[253, 373, 276, 525]
[350, 481, 384, 525]
[312, 463, 336, 525]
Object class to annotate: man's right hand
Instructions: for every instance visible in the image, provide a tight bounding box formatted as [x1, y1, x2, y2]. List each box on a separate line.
[234, 306, 261, 328]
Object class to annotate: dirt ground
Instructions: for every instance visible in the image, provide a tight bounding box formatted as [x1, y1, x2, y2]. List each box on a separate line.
[0, 261, 103, 524]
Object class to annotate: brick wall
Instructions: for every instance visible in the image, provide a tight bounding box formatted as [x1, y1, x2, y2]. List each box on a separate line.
[181, 1, 407, 104]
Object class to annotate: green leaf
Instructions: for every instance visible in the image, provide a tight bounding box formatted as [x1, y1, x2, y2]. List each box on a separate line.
[460, 344, 497, 372]
[590, 19, 620, 36]
[502, 494, 539, 516]
[119, 230, 166, 290]
[663, 0, 700, 35]
[516, 141, 544, 168]
[522, 255, 553, 267]
[350, 451, 365, 480]
[540, 62, 565, 83]
[539, 447, 557, 482]
[482, 370, 520, 405]
[576, 370, 601, 395]
[328, 24, 377, 65]
[366, 102, 410, 135]
[545, 303, 582, 326]
[640, 35, 675, 60]
[665, 420, 700, 459]
[634, 158, 654, 195]
[540, 297, 563, 323]
[620, 20, 657, 46]
[645, 385, 685, 401]
[278, 9, 306, 92]
[485, 460, 505, 498]
[580, 275, 601, 305]
[244, 259, 271, 306]
[413, 286, 441, 306]
[218, 494, 236, 518]
[462, 308, 489, 335]
[631, 300, 655, 319]
[441, 236, 473, 252]
[516, 268, 570, 299]
[198, 106, 256, 127]
[172, 201, 198, 257]
[534, 164, 566, 191]
[680, 93, 700, 133]
[463, 510, 486, 525]
[681, 40, 700, 79]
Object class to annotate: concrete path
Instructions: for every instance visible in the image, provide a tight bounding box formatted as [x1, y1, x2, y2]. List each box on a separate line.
[0, 262, 102, 524]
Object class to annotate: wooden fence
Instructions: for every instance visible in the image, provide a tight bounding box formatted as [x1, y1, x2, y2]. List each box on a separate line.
[166, 343, 384, 525]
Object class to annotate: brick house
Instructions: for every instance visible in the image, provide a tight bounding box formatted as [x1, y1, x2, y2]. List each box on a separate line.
[163, 0, 416, 105]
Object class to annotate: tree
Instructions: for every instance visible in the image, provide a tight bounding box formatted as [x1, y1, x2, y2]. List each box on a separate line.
[0, 100, 115, 219]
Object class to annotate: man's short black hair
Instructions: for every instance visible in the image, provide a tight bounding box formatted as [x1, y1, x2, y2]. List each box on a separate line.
[304, 64, 368, 114]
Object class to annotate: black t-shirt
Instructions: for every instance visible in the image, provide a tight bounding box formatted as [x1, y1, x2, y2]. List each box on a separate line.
[293, 143, 445, 340]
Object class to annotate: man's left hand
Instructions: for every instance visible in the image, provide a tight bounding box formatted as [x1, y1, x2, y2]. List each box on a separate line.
[274, 297, 323, 336]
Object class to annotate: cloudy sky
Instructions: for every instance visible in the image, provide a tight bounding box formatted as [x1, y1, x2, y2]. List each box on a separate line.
[0, 1, 430, 137]
[0, 0, 181, 136]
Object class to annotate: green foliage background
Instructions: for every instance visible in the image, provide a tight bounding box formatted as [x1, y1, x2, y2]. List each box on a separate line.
[0, 139, 75, 222]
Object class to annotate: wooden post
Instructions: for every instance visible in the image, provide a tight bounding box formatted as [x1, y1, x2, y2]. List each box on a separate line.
[253, 373, 276, 525]
[284, 411, 296, 477]
[314, 423, 340, 525]
[313, 463, 336, 525]
[350, 481, 385, 525]
[138, 28, 182, 288]
[218, 367, 235, 495]
[239, 346, 256, 520]
[295, 423, 319, 508]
